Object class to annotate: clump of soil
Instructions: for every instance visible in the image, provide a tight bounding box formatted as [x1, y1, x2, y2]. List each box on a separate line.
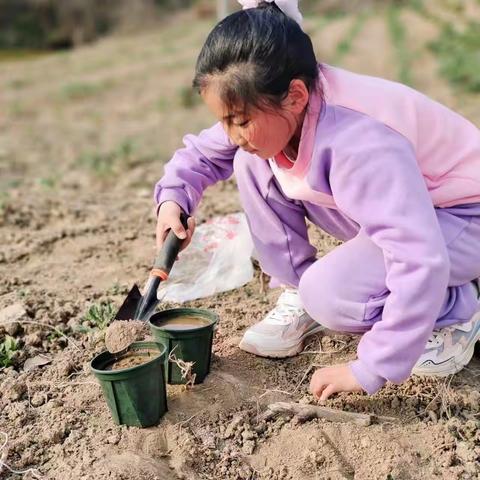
[104, 320, 149, 353]
[107, 350, 160, 370]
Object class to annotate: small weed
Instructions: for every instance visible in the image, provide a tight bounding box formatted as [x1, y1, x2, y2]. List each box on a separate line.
[60, 80, 112, 101]
[431, 22, 480, 93]
[36, 176, 57, 189]
[77, 138, 137, 177]
[47, 329, 63, 342]
[387, 6, 413, 86]
[333, 11, 368, 65]
[156, 96, 170, 112]
[0, 191, 10, 215]
[8, 77, 30, 89]
[107, 282, 128, 296]
[0, 336, 19, 368]
[79, 302, 116, 332]
[178, 85, 202, 109]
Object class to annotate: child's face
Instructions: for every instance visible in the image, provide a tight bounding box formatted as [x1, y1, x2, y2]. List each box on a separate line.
[202, 80, 308, 160]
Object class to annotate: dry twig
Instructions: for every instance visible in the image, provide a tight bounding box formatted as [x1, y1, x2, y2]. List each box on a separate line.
[259, 401, 388, 427]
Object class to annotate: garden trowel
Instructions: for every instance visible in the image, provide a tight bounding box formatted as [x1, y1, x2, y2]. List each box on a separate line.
[114, 213, 189, 322]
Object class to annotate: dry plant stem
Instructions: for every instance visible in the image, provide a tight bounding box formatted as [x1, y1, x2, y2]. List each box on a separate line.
[0, 320, 80, 351]
[292, 364, 315, 394]
[0, 431, 43, 479]
[257, 388, 293, 400]
[168, 345, 196, 388]
[260, 401, 376, 427]
[259, 271, 268, 295]
[292, 363, 327, 394]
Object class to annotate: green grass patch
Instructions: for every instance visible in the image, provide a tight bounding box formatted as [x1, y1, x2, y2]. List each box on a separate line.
[332, 11, 368, 65]
[387, 6, 414, 86]
[430, 22, 480, 93]
[0, 336, 19, 368]
[0, 49, 49, 62]
[60, 80, 112, 101]
[77, 138, 138, 177]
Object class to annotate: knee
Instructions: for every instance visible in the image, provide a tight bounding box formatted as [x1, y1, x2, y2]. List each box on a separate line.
[298, 262, 344, 331]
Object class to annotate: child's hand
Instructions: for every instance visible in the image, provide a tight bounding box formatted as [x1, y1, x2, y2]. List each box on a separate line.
[156, 201, 196, 252]
[309, 364, 364, 402]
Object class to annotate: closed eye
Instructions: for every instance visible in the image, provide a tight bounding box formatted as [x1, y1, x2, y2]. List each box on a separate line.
[235, 120, 250, 127]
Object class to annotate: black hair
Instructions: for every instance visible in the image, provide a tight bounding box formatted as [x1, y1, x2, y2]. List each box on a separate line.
[193, 1, 321, 115]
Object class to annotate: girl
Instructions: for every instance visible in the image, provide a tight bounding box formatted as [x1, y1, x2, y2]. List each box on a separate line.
[154, 0, 480, 400]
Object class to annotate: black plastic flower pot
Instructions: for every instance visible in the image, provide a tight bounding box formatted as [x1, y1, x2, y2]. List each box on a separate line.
[148, 308, 218, 385]
[90, 341, 168, 427]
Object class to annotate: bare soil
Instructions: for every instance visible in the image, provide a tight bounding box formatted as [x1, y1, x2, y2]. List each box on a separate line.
[1, 5, 480, 480]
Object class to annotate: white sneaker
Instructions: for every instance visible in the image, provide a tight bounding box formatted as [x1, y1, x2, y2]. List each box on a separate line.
[238, 288, 324, 358]
[413, 308, 480, 377]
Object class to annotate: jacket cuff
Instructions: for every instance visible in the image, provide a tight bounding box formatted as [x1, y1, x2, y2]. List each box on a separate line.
[155, 188, 192, 217]
[349, 359, 386, 395]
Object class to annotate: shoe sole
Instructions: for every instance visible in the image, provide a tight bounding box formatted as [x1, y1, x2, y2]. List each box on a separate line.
[412, 318, 480, 377]
[238, 324, 325, 359]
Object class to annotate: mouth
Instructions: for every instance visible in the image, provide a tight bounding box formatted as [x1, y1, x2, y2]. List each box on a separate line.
[243, 147, 257, 154]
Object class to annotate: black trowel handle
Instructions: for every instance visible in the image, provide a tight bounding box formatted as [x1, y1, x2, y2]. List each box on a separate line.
[151, 212, 189, 279]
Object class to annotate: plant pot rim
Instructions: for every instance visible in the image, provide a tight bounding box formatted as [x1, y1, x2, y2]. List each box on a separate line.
[148, 308, 219, 335]
[90, 341, 166, 376]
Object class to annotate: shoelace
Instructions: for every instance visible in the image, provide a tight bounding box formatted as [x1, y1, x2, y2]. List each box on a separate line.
[427, 321, 472, 347]
[267, 290, 304, 325]
[426, 330, 448, 347]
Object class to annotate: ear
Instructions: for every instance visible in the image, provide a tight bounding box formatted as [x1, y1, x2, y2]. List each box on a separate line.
[284, 79, 309, 114]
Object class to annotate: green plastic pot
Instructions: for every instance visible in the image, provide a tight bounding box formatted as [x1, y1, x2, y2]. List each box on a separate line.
[90, 341, 168, 427]
[148, 308, 218, 385]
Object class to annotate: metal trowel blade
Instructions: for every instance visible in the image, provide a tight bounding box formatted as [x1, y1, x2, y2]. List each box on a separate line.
[114, 284, 143, 320]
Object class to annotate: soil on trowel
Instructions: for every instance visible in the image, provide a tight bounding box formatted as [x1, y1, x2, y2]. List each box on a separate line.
[154, 315, 211, 331]
[107, 350, 160, 371]
[105, 320, 150, 353]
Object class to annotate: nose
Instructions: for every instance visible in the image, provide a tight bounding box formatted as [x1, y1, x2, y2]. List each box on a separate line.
[229, 125, 247, 147]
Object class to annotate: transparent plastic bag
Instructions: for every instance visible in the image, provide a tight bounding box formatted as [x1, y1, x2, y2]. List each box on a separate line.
[157, 212, 254, 302]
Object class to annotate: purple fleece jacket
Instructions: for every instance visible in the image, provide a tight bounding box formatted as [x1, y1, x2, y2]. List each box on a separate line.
[154, 64, 480, 393]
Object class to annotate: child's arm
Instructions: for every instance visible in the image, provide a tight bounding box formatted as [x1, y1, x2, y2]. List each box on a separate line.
[330, 124, 450, 395]
[154, 122, 238, 216]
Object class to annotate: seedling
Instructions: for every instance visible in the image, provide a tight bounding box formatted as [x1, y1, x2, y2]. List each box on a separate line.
[0, 336, 19, 368]
[79, 302, 116, 332]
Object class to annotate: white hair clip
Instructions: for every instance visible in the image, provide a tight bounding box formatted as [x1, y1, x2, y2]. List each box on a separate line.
[238, 0, 303, 27]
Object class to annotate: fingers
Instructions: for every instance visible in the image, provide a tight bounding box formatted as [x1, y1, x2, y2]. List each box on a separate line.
[319, 384, 337, 402]
[309, 371, 327, 400]
[171, 216, 187, 240]
[180, 216, 196, 252]
[309, 368, 339, 403]
[156, 216, 196, 253]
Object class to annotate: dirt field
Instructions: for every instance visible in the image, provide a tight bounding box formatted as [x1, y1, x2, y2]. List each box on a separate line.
[1, 3, 480, 479]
